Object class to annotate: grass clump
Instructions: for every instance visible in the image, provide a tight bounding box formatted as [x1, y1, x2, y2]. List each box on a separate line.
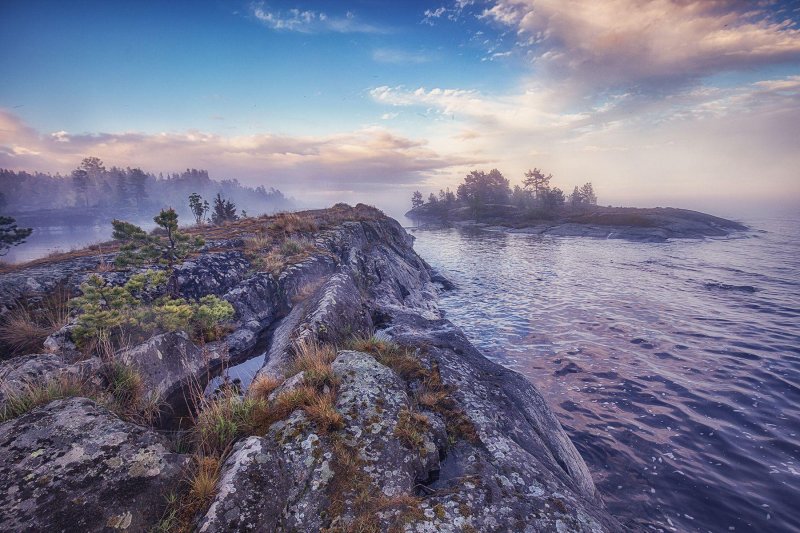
[418, 365, 480, 445]
[243, 231, 271, 252]
[0, 287, 70, 356]
[247, 374, 282, 401]
[0, 374, 91, 423]
[193, 392, 267, 456]
[289, 339, 339, 390]
[258, 236, 317, 275]
[268, 212, 319, 234]
[267, 384, 319, 425]
[304, 392, 345, 434]
[348, 334, 480, 446]
[101, 360, 162, 425]
[154, 455, 221, 533]
[323, 436, 424, 532]
[394, 408, 430, 453]
[346, 335, 427, 382]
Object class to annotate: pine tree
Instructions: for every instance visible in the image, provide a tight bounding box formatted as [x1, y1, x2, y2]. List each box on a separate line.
[112, 208, 204, 298]
[211, 193, 237, 224]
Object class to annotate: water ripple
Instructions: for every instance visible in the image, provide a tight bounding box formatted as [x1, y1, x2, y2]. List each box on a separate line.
[410, 216, 800, 532]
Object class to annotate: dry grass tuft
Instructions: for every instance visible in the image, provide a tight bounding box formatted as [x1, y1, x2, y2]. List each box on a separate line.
[269, 212, 319, 234]
[304, 392, 345, 433]
[188, 455, 221, 508]
[155, 455, 221, 533]
[267, 384, 319, 424]
[394, 408, 430, 453]
[0, 287, 70, 356]
[324, 435, 424, 532]
[247, 374, 282, 401]
[0, 374, 93, 422]
[289, 338, 339, 390]
[346, 335, 427, 382]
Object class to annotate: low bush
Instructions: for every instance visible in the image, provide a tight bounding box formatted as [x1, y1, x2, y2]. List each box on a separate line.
[70, 271, 234, 350]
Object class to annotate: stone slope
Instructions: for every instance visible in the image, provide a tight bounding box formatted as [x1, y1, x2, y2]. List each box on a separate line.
[0, 205, 621, 531]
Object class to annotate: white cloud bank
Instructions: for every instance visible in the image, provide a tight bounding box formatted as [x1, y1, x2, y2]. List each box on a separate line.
[0, 110, 477, 209]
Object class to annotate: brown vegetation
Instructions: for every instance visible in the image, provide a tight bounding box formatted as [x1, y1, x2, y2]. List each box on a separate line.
[0, 287, 70, 356]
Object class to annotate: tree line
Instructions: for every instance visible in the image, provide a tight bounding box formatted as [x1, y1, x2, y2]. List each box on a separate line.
[0, 157, 292, 216]
[411, 168, 597, 219]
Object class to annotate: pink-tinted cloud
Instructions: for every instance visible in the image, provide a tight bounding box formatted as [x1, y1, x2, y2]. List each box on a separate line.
[481, 0, 800, 87]
[0, 110, 474, 200]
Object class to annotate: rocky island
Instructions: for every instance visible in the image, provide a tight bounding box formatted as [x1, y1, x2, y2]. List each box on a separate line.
[407, 169, 747, 242]
[0, 204, 621, 532]
[406, 204, 747, 242]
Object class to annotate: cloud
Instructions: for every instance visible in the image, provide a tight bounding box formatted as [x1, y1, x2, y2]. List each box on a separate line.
[372, 48, 434, 64]
[422, 7, 447, 25]
[0, 111, 474, 202]
[479, 0, 800, 88]
[250, 3, 385, 34]
[369, 75, 800, 209]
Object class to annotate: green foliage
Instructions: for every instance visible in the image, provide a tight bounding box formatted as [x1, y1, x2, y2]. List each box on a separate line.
[70, 272, 234, 347]
[188, 192, 210, 225]
[456, 169, 511, 220]
[112, 209, 204, 269]
[0, 215, 33, 256]
[211, 193, 237, 225]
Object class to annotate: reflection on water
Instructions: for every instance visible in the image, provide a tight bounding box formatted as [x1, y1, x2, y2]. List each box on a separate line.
[410, 218, 800, 532]
[4, 220, 156, 264]
[4, 225, 113, 263]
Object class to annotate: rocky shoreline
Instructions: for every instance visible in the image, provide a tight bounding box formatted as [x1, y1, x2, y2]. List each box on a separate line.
[0, 205, 621, 532]
[406, 205, 748, 242]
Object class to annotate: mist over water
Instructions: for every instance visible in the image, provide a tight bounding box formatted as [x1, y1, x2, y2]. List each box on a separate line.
[409, 217, 800, 532]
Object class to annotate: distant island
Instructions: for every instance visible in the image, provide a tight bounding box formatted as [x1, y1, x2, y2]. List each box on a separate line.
[406, 168, 747, 242]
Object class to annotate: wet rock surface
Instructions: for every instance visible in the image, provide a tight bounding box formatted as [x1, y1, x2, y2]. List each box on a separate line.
[0, 397, 187, 532]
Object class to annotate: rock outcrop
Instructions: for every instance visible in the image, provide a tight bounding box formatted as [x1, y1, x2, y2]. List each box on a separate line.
[0, 397, 187, 532]
[0, 205, 621, 531]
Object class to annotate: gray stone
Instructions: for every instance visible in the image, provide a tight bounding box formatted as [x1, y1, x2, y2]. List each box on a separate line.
[0, 397, 187, 532]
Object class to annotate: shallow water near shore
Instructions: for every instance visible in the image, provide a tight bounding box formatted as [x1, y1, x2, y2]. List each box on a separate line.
[409, 216, 800, 532]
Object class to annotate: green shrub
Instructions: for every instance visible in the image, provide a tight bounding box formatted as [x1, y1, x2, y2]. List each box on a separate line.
[70, 272, 235, 348]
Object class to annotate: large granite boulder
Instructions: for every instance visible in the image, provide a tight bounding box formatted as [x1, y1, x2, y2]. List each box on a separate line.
[0, 397, 187, 532]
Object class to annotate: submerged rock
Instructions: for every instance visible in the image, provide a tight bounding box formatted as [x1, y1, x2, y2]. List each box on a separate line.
[0, 397, 187, 531]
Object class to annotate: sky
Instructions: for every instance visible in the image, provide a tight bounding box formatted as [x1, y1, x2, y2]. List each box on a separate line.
[1, 0, 799, 218]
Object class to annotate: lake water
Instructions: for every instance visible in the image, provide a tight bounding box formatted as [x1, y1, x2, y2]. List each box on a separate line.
[409, 217, 800, 532]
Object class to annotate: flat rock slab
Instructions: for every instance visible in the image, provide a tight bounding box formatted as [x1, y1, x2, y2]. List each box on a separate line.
[0, 397, 187, 532]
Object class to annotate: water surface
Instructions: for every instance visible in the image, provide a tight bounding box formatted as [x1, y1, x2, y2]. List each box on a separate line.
[410, 217, 800, 532]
